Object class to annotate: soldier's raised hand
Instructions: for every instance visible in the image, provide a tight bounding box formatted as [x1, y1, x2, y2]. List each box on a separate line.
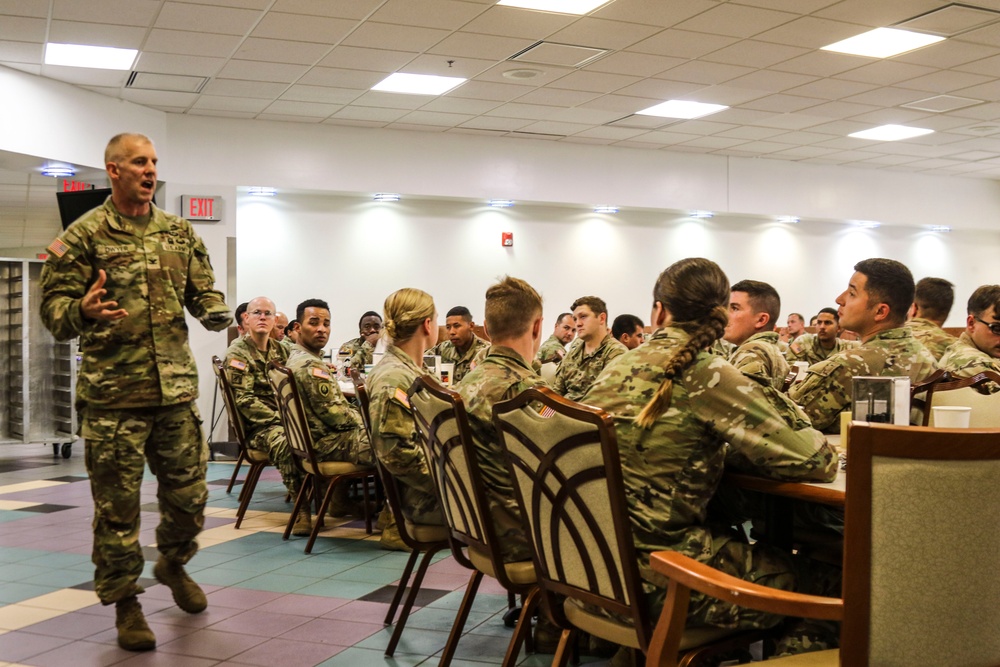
[81, 269, 129, 322]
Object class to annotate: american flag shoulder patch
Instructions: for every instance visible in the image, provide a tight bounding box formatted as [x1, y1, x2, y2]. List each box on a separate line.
[47, 238, 69, 258]
[228, 359, 247, 371]
[539, 405, 556, 418]
[312, 367, 331, 380]
[394, 387, 410, 408]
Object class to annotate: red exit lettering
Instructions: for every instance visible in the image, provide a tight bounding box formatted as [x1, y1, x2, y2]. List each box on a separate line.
[62, 180, 90, 192]
[189, 198, 213, 218]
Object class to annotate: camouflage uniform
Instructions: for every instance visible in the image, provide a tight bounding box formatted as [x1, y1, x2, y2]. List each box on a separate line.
[339, 336, 375, 371]
[278, 336, 295, 355]
[789, 327, 939, 432]
[224, 336, 302, 494]
[39, 197, 231, 605]
[535, 334, 567, 365]
[709, 337, 736, 358]
[729, 331, 790, 390]
[908, 317, 957, 361]
[426, 335, 490, 383]
[552, 333, 627, 401]
[939, 332, 1000, 393]
[455, 345, 546, 563]
[581, 327, 838, 630]
[286, 344, 373, 465]
[786, 334, 859, 366]
[367, 345, 444, 525]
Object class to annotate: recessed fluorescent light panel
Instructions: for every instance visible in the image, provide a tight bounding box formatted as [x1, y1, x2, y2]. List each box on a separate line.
[636, 100, 728, 120]
[821, 28, 945, 58]
[777, 215, 800, 224]
[374, 193, 400, 202]
[489, 199, 515, 208]
[497, 0, 614, 15]
[372, 73, 466, 95]
[849, 124, 934, 141]
[593, 205, 619, 214]
[689, 210, 714, 219]
[247, 187, 276, 196]
[45, 43, 138, 70]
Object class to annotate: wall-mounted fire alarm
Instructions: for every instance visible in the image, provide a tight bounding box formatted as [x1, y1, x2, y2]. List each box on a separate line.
[502, 232, 513, 247]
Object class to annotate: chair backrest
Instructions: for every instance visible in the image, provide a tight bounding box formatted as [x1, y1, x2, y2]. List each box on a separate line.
[266, 362, 319, 472]
[780, 368, 798, 393]
[909, 368, 949, 425]
[212, 355, 249, 450]
[407, 376, 502, 577]
[350, 368, 373, 440]
[493, 387, 651, 649]
[926, 371, 1000, 428]
[843, 423, 1000, 667]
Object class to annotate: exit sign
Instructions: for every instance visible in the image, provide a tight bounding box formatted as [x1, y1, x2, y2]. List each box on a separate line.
[181, 195, 222, 222]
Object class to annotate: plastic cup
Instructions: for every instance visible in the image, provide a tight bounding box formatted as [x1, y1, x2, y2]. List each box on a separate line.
[932, 406, 971, 428]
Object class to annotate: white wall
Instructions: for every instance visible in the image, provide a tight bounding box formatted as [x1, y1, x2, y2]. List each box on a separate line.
[236, 193, 995, 349]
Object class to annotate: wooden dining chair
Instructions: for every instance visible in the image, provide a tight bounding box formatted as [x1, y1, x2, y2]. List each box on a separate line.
[908, 368, 949, 424]
[493, 386, 760, 667]
[348, 369, 451, 657]
[266, 362, 375, 553]
[407, 375, 538, 667]
[646, 423, 1000, 667]
[926, 370, 1000, 427]
[212, 355, 272, 529]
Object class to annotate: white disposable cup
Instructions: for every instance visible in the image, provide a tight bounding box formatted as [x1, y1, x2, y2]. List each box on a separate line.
[932, 406, 971, 428]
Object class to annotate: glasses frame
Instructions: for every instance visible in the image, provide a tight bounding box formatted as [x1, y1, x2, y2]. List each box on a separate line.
[975, 317, 1000, 336]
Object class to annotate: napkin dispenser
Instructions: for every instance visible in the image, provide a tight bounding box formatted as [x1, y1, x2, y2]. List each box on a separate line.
[851, 376, 910, 425]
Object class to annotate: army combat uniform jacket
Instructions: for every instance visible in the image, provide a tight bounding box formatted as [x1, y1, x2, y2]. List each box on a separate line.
[367, 345, 443, 525]
[789, 327, 939, 432]
[729, 331, 789, 390]
[40, 198, 230, 408]
[224, 336, 288, 440]
[535, 334, 567, 365]
[286, 344, 373, 464]
[426, 335, 490, 383]
[553, 332, 627, 401]
[908, 317, 957, 361]
[939, 332, 1000, 393]
[785, 334, 859, 367]
[455, 345, 546, 563]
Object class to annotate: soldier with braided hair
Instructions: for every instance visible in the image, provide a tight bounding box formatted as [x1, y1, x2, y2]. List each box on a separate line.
[581, 257, 839, 655]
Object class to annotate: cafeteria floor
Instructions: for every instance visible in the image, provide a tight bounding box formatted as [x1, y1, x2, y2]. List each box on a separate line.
[0, 444, 603, 667]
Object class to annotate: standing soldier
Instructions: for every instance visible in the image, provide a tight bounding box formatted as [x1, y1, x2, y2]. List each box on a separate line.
[39, 133, 232, 651]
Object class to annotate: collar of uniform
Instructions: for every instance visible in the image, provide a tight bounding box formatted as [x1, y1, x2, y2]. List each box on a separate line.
[869, 327, 912, 342]
[648, 326, 690, 346]
[482, 344, 531, 370]
[103, 198, 169, 236]
[581, 332, 615, 359]
[745, 330, 780, 345]
[386, 343, 425, 373]
[290, 342, 322, 359]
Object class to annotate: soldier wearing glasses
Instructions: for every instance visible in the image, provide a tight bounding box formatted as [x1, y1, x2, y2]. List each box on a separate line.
[940, 285, 1000, 393]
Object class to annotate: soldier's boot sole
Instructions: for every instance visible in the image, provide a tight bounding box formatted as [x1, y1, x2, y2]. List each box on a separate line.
[115, 597, 156, 651]
[154, 557, 207, 614]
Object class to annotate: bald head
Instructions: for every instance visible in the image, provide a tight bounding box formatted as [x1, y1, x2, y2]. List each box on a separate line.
[246, 296, 277, 343]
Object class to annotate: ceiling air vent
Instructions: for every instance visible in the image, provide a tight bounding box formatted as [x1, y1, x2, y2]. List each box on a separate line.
[895, 3, 1000, 36]
[509, 41, 610, 68]
[901, 95, 983, 112]
[126, 72, 207, 93]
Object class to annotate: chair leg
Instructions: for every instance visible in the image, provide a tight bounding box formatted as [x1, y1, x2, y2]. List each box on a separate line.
[500, 586, 540, 667]
[283, 475, 312, 541]
[306, 474, 338, 554]
[385, 549, 421, 625]
[385, 546, 442, 657]
[227, 450, 246, 494]
[552, 629, 577, 667]
[235, 462, 265, 529]
[438, 569, 483, 667]
[361, 476, 373, 534]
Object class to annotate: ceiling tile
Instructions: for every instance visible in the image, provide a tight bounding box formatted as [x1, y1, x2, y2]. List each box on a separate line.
[40, 65, 128, 87]
[317, 46, 417, 72]
[155, 2, 263, 35]
[0, 40, 43, 64]
[714, 125, 788, 140]
[746, 113, 828, 130]
[428, 32, 535, 60]
[398, 109, 477, 126]
[771, 50, 869, 77]
[341, 22, 450, 52]
[577, 93, 668, 113]
[332, 105, 409, 122]
[572, 125, 650, 140]
[740, 94, 823, 113]
[187, 108, 258, 119]
[449, 80, 535, 102]
[0, 16, 45, 42]
[120, 89, 198, 107]
[900, 70, 994, 94]
[298, 67, 385, 89]
[732, 0, 840, 13]
[516, 120, 590, 135]
[547, 69, 642, 94]
[515, 87, 603, 107]
[800, 100, 880, 119]
[897, 38, 997, 68]
[402, 54, 496, 78]
[702, 39, 810, 69]
[323, 118, 389, 129]
[370, 0, 488, 30]
[459, 6, 575, 39]
[957, 21, 1000, 47]
[233, 38, 331, 66]
[834, 60, 937, 86]
[350, 90, 429, 110]
[216, 59, 309, 83]
[655, 60, 755, 85]
[686, 84, 771, 105]
[754, 17, 867, 49]
[847, 108, 932, 125]
[263, 99, 340, 117]
[251, 12, 358, 44]
[52, 0, 160, 26]
[545, 17, 662, 51]
[612, 78, 704, 100]
[48, 21, 147, 48]
[142, 29, 243, 58]
[256, 113, 323, 123]
[593, 0, 716, 27]
[630, 29, 740, 59]
[387, 122, 449, 132]
[586, 51, 684, 77]
[949, 101, 1000, 120]
[271, 0, 382, 20]
[201, 78, 289, 99]
[549, 106, 633, 124]
[668, 119, 738, 136]
[457, 116, 533, 131]
[841, 86, 929, 107]
[0, 0, 48, 18]
[280, 84, 363, 104]
[484, 102, 562, 121]
[419, 96, 503, 114]
[678, 135, 748, 149]
[784, 77, 877, 100]
[814, 0, 945, 26]
[724, 69, 818, 93]
[675, 3, 799, 38]
[135, 52, 225, 77]
[193, 95, 272, 113]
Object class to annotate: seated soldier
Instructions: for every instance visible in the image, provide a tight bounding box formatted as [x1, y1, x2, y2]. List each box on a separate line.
[535, 312, 575, 364]
[724, 279, 789, 390]
[284, 319, 299, 346]
[285, 298, 375, 517]
[779, 312, 806, 343]
[582, 258, 839, 657]
[790, 259, 939, 432]
[786, 307, 859, 366]
[224, 296, 310, 536]
[456, 276, 546, 564]
[939, 285, 1000, 393]
[552, 296, 627, 401]
[908, 277, 957, 361]
[339, 311, 383, 370]
[611, 313, 646, 350]
[426, 306, 490, 383]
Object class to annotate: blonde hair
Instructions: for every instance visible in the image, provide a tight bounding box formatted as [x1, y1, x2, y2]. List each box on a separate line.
[383, 288, 435, 343]
[484, 276, 542, 341]
[635, 258, 730, 429]
[105, 133, 152, 165]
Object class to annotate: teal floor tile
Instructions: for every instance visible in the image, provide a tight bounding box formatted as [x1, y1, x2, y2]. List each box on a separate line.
[304, 578, 385, 599]
[0, 562, 51, 582]
[0, 581, 61, 604]
[22, 569, 93, 588]
[192, 566, 258, 587]
[356, 625, 452, 656]
[237, 572, 323, 593]
[317, 646, 428, 667]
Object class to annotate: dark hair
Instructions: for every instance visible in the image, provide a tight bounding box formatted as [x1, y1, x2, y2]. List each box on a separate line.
[284, 320, 298, 336]
[612, 313, 644, 340]
[446, 306, 472, 321]
[636, 258, 729, 429]
[557, 312, 573, 324]
[234, 301, 249, 326]
[914, 277, 954, 322]
[817, 307, 839, 322]
[358, 311, 381, 328]
[854, 258, 914, 325]
[571, 296, 608, 317]
[730, 279, 780, 329]
[967, 285, 1000, 318]
[484, 276, 543, 341]
[296, 298, 330, 322]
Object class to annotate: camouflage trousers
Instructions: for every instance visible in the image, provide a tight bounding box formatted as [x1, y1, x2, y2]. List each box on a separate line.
[248, 425, 303, 496]
[81, 402, 208, 605]
[314, 427, 374, 467]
